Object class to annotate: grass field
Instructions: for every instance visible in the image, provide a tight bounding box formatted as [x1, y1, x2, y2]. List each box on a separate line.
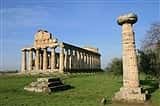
[0, 72, 159, 106]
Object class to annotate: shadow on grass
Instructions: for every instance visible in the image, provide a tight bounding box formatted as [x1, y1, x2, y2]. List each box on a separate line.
[50, 84, 75, 92]
[140, 79, 159, 99]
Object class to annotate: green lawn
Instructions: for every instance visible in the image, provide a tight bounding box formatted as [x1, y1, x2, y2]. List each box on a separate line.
[0, 72, 159, 106]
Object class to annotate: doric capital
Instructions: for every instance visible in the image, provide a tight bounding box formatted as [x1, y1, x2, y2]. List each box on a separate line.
[117, 13, 137, 25]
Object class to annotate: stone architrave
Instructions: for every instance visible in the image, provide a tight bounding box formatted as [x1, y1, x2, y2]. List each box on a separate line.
[113, 13, 146, 102]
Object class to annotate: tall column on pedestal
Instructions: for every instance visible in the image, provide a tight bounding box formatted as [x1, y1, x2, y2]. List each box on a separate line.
[28, 48, 33, 71]
[51, 47, 56, 70]
[114, 13, 146, 102]
[59, 44, 64, 73]
[43, 48, 47, 70]
[35, 48, 40, 70]
[21, 49, 27, 72]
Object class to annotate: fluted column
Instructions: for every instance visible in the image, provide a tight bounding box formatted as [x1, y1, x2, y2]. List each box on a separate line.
[43, 48, 47, 70]
[69, 49, 73, 69]
[35, 48, 40, 70]
[86, 53, 89, 69]
[21, 49, 27, 72]
[64, 48, 68, 70]
[39, 52, 43, 69]
[89, 55, 92, 69]
[81, 52, 84, 69]
[84, 53, 87, 69]
[51, 47, 56, 70]
[28, 48, 33, 71]
[74, 50, 77, 69]
[76, 50, 80, 69]
[48, 54, 51, 69]
[59, 45, 64, 72]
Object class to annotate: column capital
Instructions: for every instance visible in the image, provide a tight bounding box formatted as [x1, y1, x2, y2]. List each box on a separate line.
[117, 13, 137, 25]
[21, 48, 27, 52]
[60, 42, 64, 48]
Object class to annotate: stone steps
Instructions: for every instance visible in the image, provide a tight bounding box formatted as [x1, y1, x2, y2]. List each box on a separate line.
[24, 77, 72, 93]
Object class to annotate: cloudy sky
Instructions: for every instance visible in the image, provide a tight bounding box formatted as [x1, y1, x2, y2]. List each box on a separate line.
[0, 0, 159, 71]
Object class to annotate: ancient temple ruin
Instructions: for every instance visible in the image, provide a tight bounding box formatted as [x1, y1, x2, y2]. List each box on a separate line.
[21, 30, 101, 73]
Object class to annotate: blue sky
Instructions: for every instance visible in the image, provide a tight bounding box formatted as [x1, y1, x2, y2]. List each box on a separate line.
[0, 0, 160, 71]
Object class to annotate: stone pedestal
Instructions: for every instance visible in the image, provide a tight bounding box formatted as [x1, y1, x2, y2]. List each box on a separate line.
[113, 13, 146, 103]
[114, 87, 146, 103]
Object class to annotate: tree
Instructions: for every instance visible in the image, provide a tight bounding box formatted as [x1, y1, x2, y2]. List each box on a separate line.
[105, 58, 122, 75]
[141, 22, 160, 50]
[139, 22, 160, 87]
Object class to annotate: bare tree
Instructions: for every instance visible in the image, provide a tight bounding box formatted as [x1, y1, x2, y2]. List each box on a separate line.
[140, 22, 160, 88]
[142, 22, 160, 50]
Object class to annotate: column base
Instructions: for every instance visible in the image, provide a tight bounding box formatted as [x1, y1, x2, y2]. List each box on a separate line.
[113, 87, 146, 103]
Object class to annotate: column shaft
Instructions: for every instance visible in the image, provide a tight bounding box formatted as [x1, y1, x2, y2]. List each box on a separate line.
[51, 47, 56, 70]
[43, 48, 47, 70]
[28, 49, 33, 71]
[35, 49, 40, 70]
[122, 23, 139, 88]
[21, 50, 27, 71]
[59, 47, 64, 72]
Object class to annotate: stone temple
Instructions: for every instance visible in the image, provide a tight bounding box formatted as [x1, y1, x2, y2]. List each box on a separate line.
[21, 29, 101, 73]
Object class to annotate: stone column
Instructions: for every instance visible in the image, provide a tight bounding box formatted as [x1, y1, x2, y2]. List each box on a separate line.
[97, 55, 101, 69]
[40, 52, 43, 70]
[114, 13, 146, 102]
[48, 54, 51, 69]
[84, 53, 87, 69]
[51, 47, 56, 70]
[28, 48, 33, 71]
[81, 52, 85, 69]
[76, 50, 80, 69]
[72, 50, 75, 69]
[64, 48, 68, 70]
[87, 54, 90, 69]
[89, 55, 92, 69]
[70, 49, 74, 70]
[43, 48, 47, 70]
[59, 44, 64, 73]
[35, 48, 40, 70]
[21, 49, 27, 72]
[79, 51, 82, 69]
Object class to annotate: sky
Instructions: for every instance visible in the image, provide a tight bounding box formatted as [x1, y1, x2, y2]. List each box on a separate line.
[0, 0, 160, 71]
